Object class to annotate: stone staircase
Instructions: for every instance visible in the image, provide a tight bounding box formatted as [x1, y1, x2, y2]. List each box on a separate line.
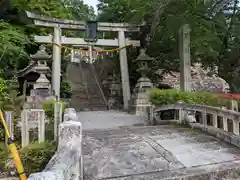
[68, 62, 108, 111]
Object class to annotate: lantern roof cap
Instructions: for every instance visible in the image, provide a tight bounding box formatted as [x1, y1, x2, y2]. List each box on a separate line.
[134, 48, 154, 62]
[30, 45, 51, 60]
[36, 74, 50, 83]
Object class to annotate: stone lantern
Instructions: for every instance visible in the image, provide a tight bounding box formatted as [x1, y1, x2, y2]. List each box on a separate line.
[131, 48, 154, 117]
[134, 48, 153, 91]
[34, 74, 50, 89]
[30, 45, 51, 75]
[107, 73, 122, 109]
[30, 45, 52, 98]
[109, 73, 121, 98]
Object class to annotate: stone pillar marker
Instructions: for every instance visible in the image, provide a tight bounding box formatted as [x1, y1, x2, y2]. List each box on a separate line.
[118, 30, 131, 110]
[52, 26, 62, 99]
[179, 24, 191, 92]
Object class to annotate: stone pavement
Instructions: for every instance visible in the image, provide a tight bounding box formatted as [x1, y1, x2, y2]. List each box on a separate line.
[82, 125, 240, 180]
[76, 110, 145, 130]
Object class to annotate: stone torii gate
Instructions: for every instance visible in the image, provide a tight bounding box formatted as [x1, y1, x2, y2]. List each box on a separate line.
[26, 11, 141, 109]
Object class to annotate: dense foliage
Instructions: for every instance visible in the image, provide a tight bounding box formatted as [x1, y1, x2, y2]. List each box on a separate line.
[97, 0, 240, 92]
[0, 141, 56, 175]
[1, 0, 240, 91]
[20, 141, 56, 176]
[43, 100, 66, 118]
[0, 0, 95, 79]
[150, 89, 232, 107]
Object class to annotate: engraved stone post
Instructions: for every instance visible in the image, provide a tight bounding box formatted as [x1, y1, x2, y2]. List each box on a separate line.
[38, 110, 45, 143]
[21, 110, 29, 148]
[179, 24, 191, 92]
[5, 111, 13, 145]
[118, 30, 131, 110]
[54, 102, 63, 141]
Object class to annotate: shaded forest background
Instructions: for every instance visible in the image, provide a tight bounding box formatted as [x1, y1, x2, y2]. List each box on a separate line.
[1, 0, 240, 91]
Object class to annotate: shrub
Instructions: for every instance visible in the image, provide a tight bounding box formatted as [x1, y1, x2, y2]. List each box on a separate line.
[0, 142, 7, 171]
[60, 81, 72, 93]
[20, 141, 56, 176]
[150, 89, 232, 107]
[0, 123, 4, 141]
[43, 100, 66, 118]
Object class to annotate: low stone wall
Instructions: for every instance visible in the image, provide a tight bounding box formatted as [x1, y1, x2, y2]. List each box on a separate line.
[153, 103, 240, 148]
[190, 123, 240, 148]
[27, 108, 83, 180]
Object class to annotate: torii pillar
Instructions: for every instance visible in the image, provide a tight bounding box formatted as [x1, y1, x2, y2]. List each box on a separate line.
[118, 31, 131, 109]
[52, 26, 61, 99]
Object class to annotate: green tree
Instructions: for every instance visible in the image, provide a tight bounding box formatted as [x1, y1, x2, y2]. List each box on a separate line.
[0, 0, 95, 78]
[97, 0, 240, 91]
[65, 0, 96, 20]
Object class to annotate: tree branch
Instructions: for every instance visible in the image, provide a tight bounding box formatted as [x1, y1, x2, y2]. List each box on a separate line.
[0, 46, 7, 62]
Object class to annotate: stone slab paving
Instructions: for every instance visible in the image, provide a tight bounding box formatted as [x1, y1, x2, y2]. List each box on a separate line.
[82, 125, 240, 180]
[76, 110, 145, 130]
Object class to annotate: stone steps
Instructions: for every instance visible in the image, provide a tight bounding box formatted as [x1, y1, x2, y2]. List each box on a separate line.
[68, 62, 107, 111]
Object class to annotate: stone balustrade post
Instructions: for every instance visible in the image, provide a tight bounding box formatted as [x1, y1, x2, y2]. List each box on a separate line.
[5, 111, 14, 145]
[223, 119, 228, 131]
[212, 114, 218, 128]
[179, 109, 184, 123]
[230, 100, 238, 112]
[221, 107, 228, 131]
[177, 101, 184, 123]
[233, 120, 239, 135]
[201, 110, 207, 125]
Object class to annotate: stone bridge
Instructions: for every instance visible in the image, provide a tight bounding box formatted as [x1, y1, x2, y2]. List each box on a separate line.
[28, 103, 240, 180]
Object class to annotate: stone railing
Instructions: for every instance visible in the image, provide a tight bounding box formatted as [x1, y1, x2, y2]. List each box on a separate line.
[152, 102, 240, 147]
[27, 108, 83, 180]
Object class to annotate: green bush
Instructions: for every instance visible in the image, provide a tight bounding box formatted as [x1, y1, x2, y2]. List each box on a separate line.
[20, 141, 56, 176]
[60, 81, 72, 93]
[150, 89, 232, 107]
[0, 124, 4, 141]
[43, 100, 66, 118]
[0, 142, 8, 171]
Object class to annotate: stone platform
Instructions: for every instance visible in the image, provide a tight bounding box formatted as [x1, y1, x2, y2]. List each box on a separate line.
[83, 125, 240, 180]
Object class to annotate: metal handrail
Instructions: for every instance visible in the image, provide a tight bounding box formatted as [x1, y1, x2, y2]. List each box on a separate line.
[78, 62, 90, 102]
[90, 63, 109, 108]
